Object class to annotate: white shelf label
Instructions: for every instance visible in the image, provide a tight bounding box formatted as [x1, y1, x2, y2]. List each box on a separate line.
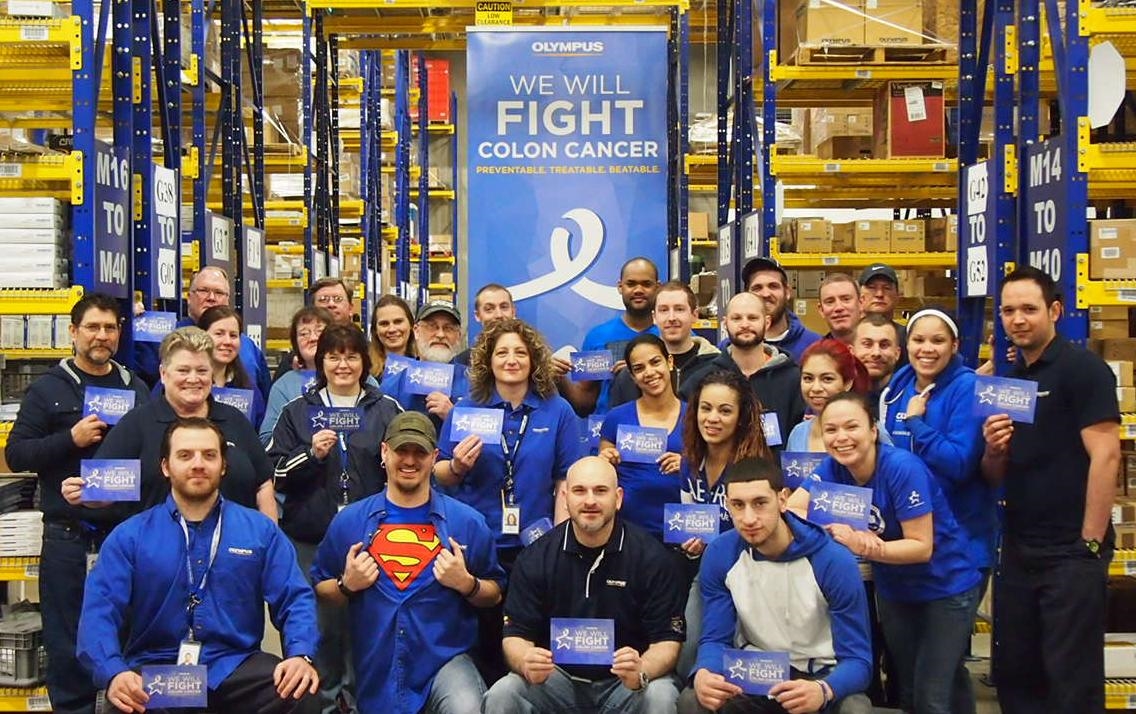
[1116, 289, 1136, 303]
[933, 162, 950, 172]
[855, 69, 872, 79]
[20, 26, 49, 41]
[0, 164, 23, 178]
[823, 163, 841, 172]
[26, 695, 50, 711]
[1123, 424, 1136, 440]
[821, 256, 840, 266]
[1125, 560, 1136, 575]
[24, 563, 38, 578]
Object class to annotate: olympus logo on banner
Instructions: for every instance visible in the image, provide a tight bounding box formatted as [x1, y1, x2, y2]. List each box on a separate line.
[467, 29, 669, 351]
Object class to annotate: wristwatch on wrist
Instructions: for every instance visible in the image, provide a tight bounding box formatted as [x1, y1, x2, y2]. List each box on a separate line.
[336, 576, 357, 598]
[1085, 538, 1102, 556]
[637, 670, 650, 690]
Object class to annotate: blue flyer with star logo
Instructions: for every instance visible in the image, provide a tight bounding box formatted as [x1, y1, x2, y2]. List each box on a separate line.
[570, 350, 614, 382]
[662, 503, 720, 544]
[808, 482, 872, 531]
[133, 312, 179, 343]
[450, 407, 504, 445]
[550, 618, 614, 666]
[212, 387, 253, 421]
[308, 406, 363, 433]
[404, 361, 455, 396]
[972, 375, 1038, 423]
[779, 452, 826, 490]
[521, 517, 554, 546]
[615, 424, 667, 464]
[80, 459, 141, 502]
[383, 353, 413, 378]
[141, 665, 208, 708]
[723, 649, 789, 696]
[83, 387, 135, 425]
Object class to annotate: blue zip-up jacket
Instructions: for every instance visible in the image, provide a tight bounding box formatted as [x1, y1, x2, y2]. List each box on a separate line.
[716, 312, 821, 364]
[77, 495, 318, 690]
[880, 358, 996, 570]
[312, 489, 505, 714]
[696, 513, 871, 701]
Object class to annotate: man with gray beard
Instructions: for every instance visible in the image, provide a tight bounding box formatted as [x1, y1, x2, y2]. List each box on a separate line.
[382, 301, 471, 428]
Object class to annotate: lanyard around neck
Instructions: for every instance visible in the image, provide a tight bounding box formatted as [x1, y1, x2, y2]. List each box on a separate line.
[180, 505, 222, 641]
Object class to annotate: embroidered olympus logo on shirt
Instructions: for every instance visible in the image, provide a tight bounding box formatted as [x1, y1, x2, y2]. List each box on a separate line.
[227, 547, 255, 557]
[605, 578, 627, 588]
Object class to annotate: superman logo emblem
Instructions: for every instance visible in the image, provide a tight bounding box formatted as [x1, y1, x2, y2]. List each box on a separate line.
[368, 524, 441, 590]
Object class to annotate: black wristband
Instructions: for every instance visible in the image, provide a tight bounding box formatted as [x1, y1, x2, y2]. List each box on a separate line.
[464, 576, 481, 599]
[337, 577, 357, 599]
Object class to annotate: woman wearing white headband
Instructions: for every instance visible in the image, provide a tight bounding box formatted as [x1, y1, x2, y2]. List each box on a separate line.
[878, 307, 994, 714]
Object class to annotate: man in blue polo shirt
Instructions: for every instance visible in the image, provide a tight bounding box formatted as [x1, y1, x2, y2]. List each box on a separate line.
[312, 411, 505, 714]
[554, 257, 661, 416]
[77, 417, 319, 714]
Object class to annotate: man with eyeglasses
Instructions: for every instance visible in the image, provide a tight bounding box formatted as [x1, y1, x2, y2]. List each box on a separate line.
[553, 257, 661, 417]
[382, 301, 471, 428]
[273, 278, 356, 382]
[6, 292, 151, 714]
[135, 267, 272, 402]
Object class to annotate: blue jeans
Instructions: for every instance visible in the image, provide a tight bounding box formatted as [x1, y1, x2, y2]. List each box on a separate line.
[482, 670, 680, 713]
[676, 578, 701, 681]
[41, 522, 99, 714]
[425, 654, 486, 714]
[876, 585, 981, 714]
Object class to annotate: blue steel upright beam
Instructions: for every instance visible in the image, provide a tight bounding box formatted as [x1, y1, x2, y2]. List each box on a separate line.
[955, 0, 986, 365]
[449, 90, 459, 295]
[990, 0, 1018, 372]
[395, 51, 412, 301]
[70, 0, 101, 292]
[731, 0, 754, 226]
[760, 0, 776, 249]
[189, 0, 207, 257]
[715, 0, 733, 230]
[132, 0, 155, 307]
[416, 52, 429, 307]
[669, 9, 690, 281]
[220, 0, 242, 244]
[302, 10, 314, 280]
[329, 34, 341, 258]
[1017, 0, 1040, 271]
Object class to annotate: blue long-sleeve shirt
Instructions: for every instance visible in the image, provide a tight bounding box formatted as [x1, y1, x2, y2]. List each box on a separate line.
[880, 357, 996, 570]
[77, 495, 318, 690]
[695, 514, 872, 700]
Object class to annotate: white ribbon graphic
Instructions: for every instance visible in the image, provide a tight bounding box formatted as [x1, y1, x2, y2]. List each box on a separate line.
[505, 208, 624, 310]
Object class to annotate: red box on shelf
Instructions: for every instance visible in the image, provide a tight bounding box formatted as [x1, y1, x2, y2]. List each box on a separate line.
[409, 58, 452, 124]
[873, 80, 945, 158]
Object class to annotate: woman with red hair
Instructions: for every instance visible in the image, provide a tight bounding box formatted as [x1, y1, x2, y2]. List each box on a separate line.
[785, 338, 872, 452]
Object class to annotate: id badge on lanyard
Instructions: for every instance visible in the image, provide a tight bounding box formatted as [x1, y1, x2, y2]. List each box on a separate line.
[500, 413, 529, 535]
[180, 509, 222, 648]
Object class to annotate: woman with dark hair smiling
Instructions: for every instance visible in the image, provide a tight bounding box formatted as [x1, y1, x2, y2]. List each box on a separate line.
[260, 306, 334, 442]
[197, 305, 265, 426]
[267, 323, 403, 714]
[368, 293, 418, 377]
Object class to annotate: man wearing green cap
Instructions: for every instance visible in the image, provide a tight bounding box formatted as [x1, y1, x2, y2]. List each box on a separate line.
[312, 411, 506, 714]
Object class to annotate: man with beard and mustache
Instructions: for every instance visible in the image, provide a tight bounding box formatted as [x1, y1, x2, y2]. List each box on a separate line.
[858, 264, 907, 365]
[312, 412, 505, 714]
[742, 257, 821, 362]
[382, 301, 471, 428]
[852, 314, 903, 412]
[681, 293, 805, 452]
[554, 258, 661, 416]
[818, 274, 864, 347]
[6, 292, 150, 714]
[483, 456, 687, 713]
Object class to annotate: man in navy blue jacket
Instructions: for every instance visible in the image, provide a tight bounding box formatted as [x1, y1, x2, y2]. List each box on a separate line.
[77, 417, 319, 714]
[679, 457, 872, 714]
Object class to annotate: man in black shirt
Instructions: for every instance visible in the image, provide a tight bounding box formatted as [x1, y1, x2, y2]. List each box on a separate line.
[482, 456, 687, 712]
[6, 292, 150, 714]
[455, 283, 515, 367]
[981, 266, 1120, 714]
[609, 281, 719, 409]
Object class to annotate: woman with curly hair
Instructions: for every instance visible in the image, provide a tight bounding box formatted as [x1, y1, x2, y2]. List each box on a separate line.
[435, 318, 582, 559]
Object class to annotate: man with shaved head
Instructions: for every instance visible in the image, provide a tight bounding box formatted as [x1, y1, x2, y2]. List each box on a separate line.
[483, 457, 688, 712]
[681, 292, 805, 450]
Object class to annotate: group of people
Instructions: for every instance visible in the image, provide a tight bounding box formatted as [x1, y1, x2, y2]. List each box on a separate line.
[4, 254, 1120, 714]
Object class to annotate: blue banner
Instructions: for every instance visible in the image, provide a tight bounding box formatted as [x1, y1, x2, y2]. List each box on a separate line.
[94, 141, 131, 298]
[467, 29, 669, 351]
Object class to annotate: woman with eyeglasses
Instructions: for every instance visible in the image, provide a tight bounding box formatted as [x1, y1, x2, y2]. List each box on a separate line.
[266, 323, 403, 714]
[368, 294, 418, 379]
[260, 306, 334, 443]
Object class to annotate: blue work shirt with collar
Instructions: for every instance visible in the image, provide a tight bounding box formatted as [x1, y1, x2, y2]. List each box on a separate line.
[311, 489, 505, 714]
[438, 389, 583, 550]
[77, 495, 318, 691]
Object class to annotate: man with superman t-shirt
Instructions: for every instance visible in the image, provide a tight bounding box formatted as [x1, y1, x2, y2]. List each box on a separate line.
[312, 411, 506, 714]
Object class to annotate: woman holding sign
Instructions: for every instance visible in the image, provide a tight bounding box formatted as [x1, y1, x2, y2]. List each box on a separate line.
[266, 323, 402, 714]
[813, 392, 981, 714]
[597, 335, 687, 546]
[197, 306, 265, 427]
[367, 294, 418, 378]
[260, 306, 334, 443]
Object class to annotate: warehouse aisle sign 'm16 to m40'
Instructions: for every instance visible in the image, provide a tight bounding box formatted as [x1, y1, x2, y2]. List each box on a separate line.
[94, 141, 131, 299]
[466, 28, 669, 351]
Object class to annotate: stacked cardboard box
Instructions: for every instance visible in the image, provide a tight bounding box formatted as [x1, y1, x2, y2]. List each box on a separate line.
[780, 218, 833, 253]
[810, 108, 874, 159]
[926, 215, 958, 251]
[0, 198, 69, 288]
[1090, 219, 1136, 280]
[864, 0, 924, 44]
[779, 0, 865, 61]
[1090, 306, 1133, 340]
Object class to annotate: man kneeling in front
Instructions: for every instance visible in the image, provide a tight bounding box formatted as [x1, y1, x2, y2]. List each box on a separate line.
[78, 417, 319, 713]
[678, 457, 872, 714]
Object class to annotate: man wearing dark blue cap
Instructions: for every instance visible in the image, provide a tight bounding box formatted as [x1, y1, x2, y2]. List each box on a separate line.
[858, 264, 907, 364]
[742, 257, 821, 363]
[381, 301, 471, 428]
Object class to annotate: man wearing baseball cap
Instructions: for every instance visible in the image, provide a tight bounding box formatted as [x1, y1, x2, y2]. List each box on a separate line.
[381, 301, 471, 427]
[312, 411, 506, 714]
[742, 257, 821, 363]
[858, 264, 907, 364]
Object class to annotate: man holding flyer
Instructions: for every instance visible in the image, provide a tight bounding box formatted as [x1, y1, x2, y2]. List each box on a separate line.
[77, 417, 318, 714]
[5, 292, 150, 714]
[678, 457, 872, 714]
[483, 456, 687, 712]
[980, 266, 1121, 714]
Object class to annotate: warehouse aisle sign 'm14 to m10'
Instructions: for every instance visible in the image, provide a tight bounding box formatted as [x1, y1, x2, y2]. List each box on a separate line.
[1025, 138, 1067, 283]
[94, 141, 131, 299]
[465, 28, 669, 351]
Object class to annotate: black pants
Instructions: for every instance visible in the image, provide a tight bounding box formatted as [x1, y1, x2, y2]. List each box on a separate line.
[473, 546, 521, 685]
[41, 522, 100, 714]
[146, 652, 306, 714]
[993, 539, 1109, 714]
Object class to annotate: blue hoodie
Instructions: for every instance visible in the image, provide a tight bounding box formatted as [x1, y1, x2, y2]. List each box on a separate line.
[717, 312, 822, 365]
[696, 513, 871, 701]
[879, 357, 996, 570]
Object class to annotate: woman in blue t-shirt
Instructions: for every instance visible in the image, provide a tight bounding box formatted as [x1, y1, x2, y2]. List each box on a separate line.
[814, 392, 982, 714]
[598, 334, 686, 544]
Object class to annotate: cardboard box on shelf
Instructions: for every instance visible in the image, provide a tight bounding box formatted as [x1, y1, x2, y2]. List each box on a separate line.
[1110, 360, 1136, 388]
[864, 0, 924, 45]
[816, 136, 873, 160]
[1120, 387, 1136, 413]
[53, 314, 70, 349]
[810, 108, 873, 148]
[780, 0, 865, 60]
[783, 219, 833, 253]
[926, 215, 958, 252]
[25, 315, 52, 349]
[1090, 219, 1136, 280]
[428, 234, 453, 254]
[918, 274, 957, 296]
[874, 81, 946, 158]
[1115, 497, 1136, 525]
[0, 316, 24, 349]
[691, 271, 718, 306]
[793, 298, 830, 334]
[854, 220, 891, 252]
[437, 272, 455, 285]
[256, 49, 302, 98]
[890, 220, 926, 252]
[1092, 321, 1132, 340]
[831, 223, 855, 252]
[795, 270, 824, 298]
[2, 0, 69, 17]
[1101, 339, 1136, 363]
[689, 212, 710, 241]
[1091, 306, 1132, 321]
